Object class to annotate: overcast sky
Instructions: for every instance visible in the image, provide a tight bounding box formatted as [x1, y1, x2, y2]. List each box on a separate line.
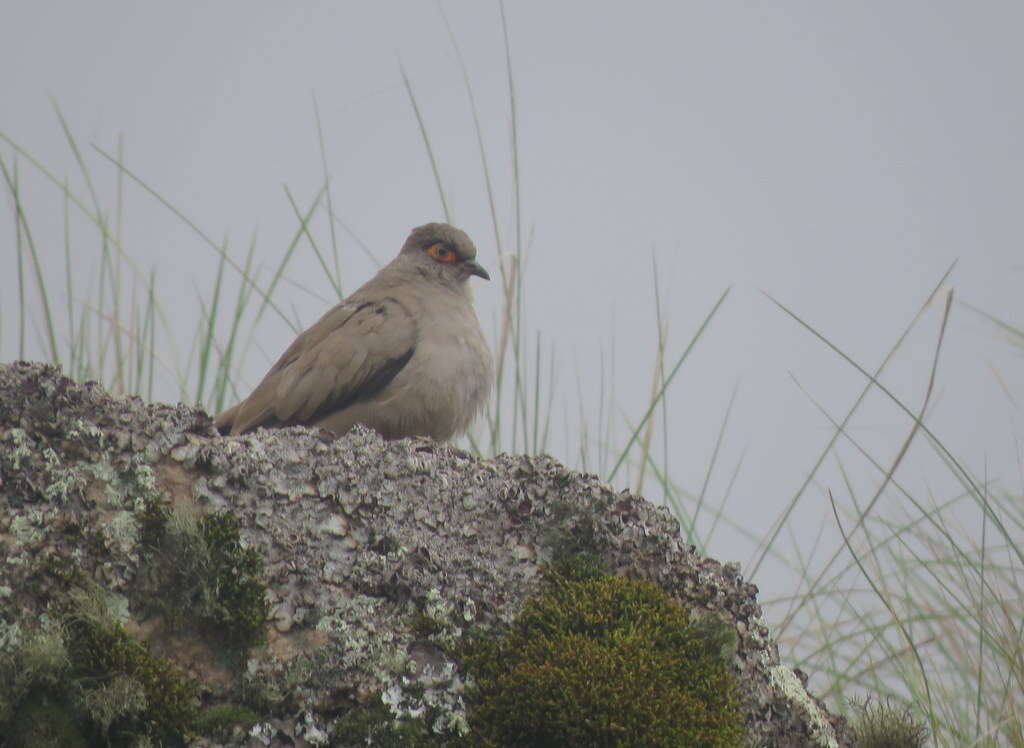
[2, 2, 1022, 657]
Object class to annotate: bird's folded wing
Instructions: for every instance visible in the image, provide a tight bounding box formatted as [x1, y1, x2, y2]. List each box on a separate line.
[229, 298, 417, 434]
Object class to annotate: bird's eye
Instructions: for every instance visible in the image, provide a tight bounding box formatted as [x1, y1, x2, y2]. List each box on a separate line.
[426, 243, 457, 263]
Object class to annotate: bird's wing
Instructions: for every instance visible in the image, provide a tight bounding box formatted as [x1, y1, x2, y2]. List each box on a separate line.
[227, 297, 417, 434]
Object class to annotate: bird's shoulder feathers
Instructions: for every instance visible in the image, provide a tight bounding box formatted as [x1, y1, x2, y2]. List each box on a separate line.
[224, 293, 418, 434]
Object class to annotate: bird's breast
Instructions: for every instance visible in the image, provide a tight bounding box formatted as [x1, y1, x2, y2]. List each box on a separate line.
[393, 295, 492, 437]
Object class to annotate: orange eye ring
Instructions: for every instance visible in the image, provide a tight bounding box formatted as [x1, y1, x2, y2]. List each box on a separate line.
[425, 242, 457, 263]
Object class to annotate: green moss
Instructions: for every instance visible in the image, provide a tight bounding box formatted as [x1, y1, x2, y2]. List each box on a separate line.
[0, 622, 70, 727]
[65, 601, 198, 742]
[457, 572, 746, 747]
[411, 611, 446, 638]
[195, 703, 260, 741]
[198, 511, 270, 650]
[548, 550, 610, 583]
[5, 690, 89, 748]
[139, 504, 269, 658]
[541, 498, 612, 558]
[331, 698, 439, 747]
[0, 591, 199, 747]
[849, 697, 929, 748]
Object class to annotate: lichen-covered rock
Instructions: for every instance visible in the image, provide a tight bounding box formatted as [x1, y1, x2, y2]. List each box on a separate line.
[0, 361, 848, 746]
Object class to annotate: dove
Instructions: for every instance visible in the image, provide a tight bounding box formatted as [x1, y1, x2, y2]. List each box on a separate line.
[215, 222, 493, 442]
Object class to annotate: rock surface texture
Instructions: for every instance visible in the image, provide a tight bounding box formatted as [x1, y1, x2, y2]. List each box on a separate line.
[0, 362, 848, 747]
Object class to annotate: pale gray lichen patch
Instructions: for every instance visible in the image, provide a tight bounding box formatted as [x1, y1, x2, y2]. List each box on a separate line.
[99, 456, 162, 510]
[248, 721, 275, 745]
[87, 458, 120, 492]
[105, 591, 132, 625]
[310, 595, 408, 682]
[381, 661, 470, 737]
[104, 511, 139, 557]
[2, 427, 31, 470]
[65, 418, 106, 450]
[298, 710, 330, 746]
[128, 459, 160, 500]
[767, 657, 840, 748]
[39, 447, 85, 504]
[424, 588, 452, 622]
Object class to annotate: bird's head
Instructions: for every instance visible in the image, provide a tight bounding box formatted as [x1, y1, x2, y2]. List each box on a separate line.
[400, 222, 490, 286]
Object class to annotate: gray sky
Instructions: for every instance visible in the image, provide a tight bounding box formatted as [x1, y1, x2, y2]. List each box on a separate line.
[3, 1, 1022, 668]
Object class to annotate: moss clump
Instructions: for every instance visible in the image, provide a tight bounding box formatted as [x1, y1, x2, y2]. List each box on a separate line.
[139, 505, 269, 657]
[198, 511, 270, 649]
[849, 697, 929, 748]
[0, 618, 87, 748]
[548, 550, 610, 583]
[331, 698, 439, 747]
[66, 620, 196, 739]
[0, 590, 198, 746]
[0, 621, 68, 719]
[195, 703, 261, 741]
[458, 572, 746, 747]
[410, 610, 446, 638]
[4, 690, 89, 748]
[63, 594, 198, 743]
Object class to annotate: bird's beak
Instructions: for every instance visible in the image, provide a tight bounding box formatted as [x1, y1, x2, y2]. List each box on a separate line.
[465, 260, 490, 281]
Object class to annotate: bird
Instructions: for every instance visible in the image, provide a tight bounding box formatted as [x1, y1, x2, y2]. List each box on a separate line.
[214, 222, 493, 442]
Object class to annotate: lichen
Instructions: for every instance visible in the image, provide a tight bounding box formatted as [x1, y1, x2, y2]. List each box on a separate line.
[79, 672, 148, 735]
[10, 513, 43, 545]
[414, 587, 472, 647]
[298, 710, 331, 745]
[48, 447, 90, 503]
[104, 510, 140, 556]
[0, 618, 68, 726]
[762, 648, 839, 748]
[3, 427, 31, 470]
[67, 418, 105, 445]
[309, 594, 407, 682]
[381, 663, 470, 737]
[91, 454, 163, 511]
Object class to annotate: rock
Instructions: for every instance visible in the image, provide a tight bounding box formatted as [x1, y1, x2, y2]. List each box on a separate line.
[0, 361, 848, 746]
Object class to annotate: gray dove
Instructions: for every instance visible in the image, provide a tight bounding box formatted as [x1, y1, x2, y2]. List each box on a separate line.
[215, 223, 493, 441]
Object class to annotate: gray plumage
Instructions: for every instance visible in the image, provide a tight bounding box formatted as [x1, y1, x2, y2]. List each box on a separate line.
[215, 223, 493, 441]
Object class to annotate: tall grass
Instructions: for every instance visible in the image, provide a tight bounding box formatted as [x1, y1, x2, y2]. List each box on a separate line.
[3, 21, 1022, 748]
[766, 295, 1024, 746]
